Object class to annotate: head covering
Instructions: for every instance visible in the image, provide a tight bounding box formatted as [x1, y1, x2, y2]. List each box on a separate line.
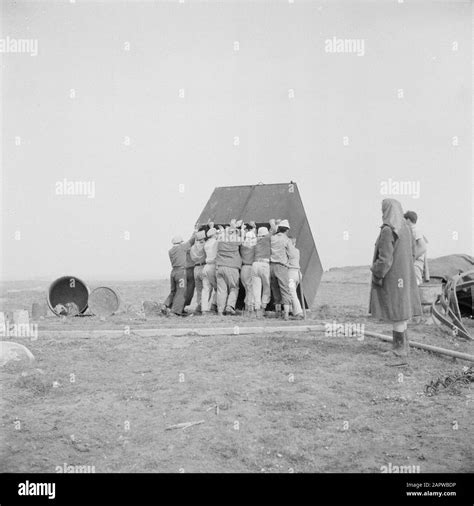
[279, 219, 290, 229]
[207, 228, 217, 238]
[382, 199, 404, 236]
[257, 226, 269, 237]
[196, 230, 206, 240]
[243, 230, 257, 247]
[171, 235, 183, 245]
[245, 230, 256, 240]
[404, 210, 418, 224]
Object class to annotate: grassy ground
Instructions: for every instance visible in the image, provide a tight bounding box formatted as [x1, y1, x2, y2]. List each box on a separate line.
[1, 269, 473, 473]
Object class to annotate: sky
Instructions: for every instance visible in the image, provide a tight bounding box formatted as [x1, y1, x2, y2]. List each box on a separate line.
[1, 0, 472, 280]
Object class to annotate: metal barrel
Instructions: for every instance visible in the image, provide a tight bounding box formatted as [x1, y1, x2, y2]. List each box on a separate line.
[47, 276, 89, 316]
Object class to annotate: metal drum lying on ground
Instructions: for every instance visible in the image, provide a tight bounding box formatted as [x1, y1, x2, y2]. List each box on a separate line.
[88, 287, 120, 317]
[47, 276, 89, 316]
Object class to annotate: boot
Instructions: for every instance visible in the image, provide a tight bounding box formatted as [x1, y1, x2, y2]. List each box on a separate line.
[384, 330, 408, 366]
[283, 304, 290, 321]
[402, 330, 410, 357]
[392, 330, 405, 356]
[248, 304, 255, 318]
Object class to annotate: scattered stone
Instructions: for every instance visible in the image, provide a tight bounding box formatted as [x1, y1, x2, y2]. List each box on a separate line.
[31, 302, 47, 320]
[142, 301, 162, 317]
[0, 341, 35, 372]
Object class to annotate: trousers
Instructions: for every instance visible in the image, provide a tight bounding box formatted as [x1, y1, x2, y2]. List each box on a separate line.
[216, 266, 240, 312]
[164, 267, 187, 314]
[252, 261, 271, 310]
[270, 263, 291, 305]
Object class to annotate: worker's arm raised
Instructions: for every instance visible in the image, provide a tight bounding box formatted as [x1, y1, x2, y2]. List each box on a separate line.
[269, 219, 278, 234]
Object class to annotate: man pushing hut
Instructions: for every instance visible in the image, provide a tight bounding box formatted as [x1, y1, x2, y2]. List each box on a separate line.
[215, 220, 243, 316]
[162, 231, 196, 317]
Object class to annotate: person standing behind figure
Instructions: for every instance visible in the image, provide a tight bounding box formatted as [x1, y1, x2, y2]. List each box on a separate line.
[189, 230, 207, 314]
[270, 219, 292, 321]
[288, 237, 304, 319]
[201, 227, 218, 314]
[369, 199, 422, 364]
[240, 224, 257, 316]
[404, 210, 428, 286]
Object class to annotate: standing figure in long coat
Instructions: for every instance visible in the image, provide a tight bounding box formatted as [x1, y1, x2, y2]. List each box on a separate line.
[369, 198, 422, 362]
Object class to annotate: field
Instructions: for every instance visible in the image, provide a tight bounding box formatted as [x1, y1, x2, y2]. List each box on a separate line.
[1, 267, 473, 473]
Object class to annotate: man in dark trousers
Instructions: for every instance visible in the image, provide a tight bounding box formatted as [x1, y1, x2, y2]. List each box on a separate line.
[163, 232, 196, 316]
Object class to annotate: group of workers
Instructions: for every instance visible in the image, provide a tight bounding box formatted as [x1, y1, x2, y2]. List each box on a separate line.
[163, 218, 304, 320]
[163, 198, 428, 364]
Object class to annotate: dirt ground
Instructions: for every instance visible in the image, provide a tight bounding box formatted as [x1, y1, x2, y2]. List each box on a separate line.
[1, 268, 473, 473]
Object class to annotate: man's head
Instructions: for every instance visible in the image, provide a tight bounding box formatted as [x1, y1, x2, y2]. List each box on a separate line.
[207, 228, 217, 238]
[243, 230, 257, 247]
[257, 226, 269, 238]
[171, 235, 183, 245]
[196, 230, 206, 243]
[404, 210, 418, 225]
[277, 219, 290, 234]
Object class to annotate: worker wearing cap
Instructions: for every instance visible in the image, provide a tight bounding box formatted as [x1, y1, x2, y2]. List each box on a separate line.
[270, 219, 292, 320]
[240, 224, 257, 315]
[201, 227, 219, 314]
[163, 231, 196, 316]
[190, 230, 207, 314]
[252, 219, 277, 318]
[216, 223, 243, 315]
[288, 237, 303, 318]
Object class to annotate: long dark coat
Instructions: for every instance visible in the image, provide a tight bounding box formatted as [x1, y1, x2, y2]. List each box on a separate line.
[369, 222, 422, 321]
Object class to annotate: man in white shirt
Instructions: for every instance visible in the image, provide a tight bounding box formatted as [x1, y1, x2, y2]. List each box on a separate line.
[404, 211, 428, 286]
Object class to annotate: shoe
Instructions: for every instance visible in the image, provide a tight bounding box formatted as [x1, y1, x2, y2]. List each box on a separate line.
[292, 314, 304, 320]
[211, 304, 218, 314]
[161, 305, 170, 316]
[384, 330, 408, 365]
[225, 306, 236, 316]
[172, 311, 189, 317]
[256, 308, 263, 319]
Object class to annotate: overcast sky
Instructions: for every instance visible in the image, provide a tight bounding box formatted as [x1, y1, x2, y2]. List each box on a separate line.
[1, 0, 472, 280]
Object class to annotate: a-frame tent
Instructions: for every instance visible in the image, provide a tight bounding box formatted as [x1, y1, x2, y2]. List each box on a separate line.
[196, 182, 323, 309]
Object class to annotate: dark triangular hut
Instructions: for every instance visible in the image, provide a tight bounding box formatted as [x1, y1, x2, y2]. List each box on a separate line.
[196, 182, 323, 309]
